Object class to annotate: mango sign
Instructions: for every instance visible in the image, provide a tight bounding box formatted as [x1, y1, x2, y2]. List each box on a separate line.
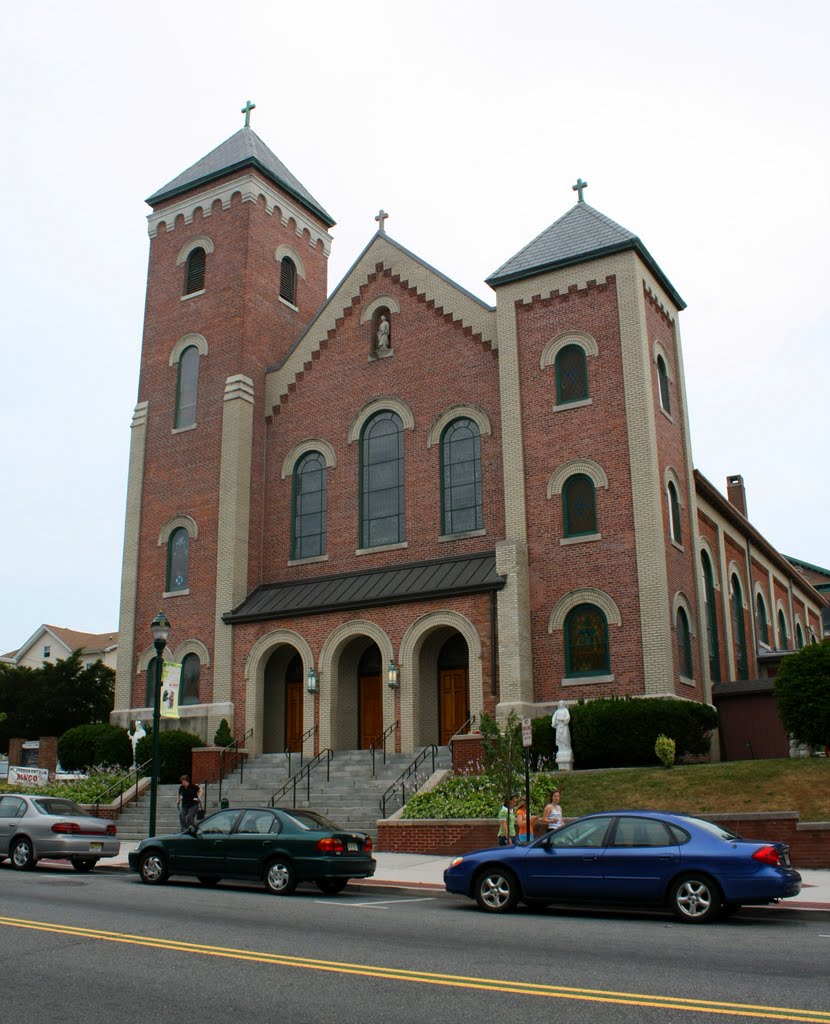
[9, 766, 49, 786]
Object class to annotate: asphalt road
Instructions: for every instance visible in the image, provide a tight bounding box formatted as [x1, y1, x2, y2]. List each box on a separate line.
[1, 864, 829, 1024]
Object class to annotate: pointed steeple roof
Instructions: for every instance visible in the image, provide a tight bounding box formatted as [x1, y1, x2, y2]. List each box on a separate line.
[487, 202, 684, 309]
[146, 127, 335, 227]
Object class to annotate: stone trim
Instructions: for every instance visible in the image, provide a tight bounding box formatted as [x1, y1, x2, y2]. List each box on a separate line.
[672, 591, 697, 635]
[540, 329, 599, 369]
[559, 533, 601, 546]
[728, 562, 748, 606]
[551, 397, 593, 413]
[136, 642, 172, 673]
[157, 513, 199, 545]
[172, 638, 211, 667]
[426, 405, 492, 447]
[169, 333, 208, 366]
[175, 235, 215, 265]
[652, 340, 675, 380]
[562, 673, 616, 687]
[280, 439, 337, 478]
[243, 628, 315, 757]
[347, 396, 415, 442]
[355, 541, 408, 556]
[274, 244, 306, 279]
[548, 588, 623, 631]
[698, 538, 720, 587]
[438, 529, 487, 543]
[546, 458, 609, 497]
[360, 295, 401, 321]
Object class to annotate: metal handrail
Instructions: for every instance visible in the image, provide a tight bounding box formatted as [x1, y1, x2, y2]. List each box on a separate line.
[284, 724, 318, 776]
[369, 720, 398, 776]
[269, 749, 334, 809]
[91, 758, 153, 817]
[218, 727, 254, 804]
[379, 745, 437, 819]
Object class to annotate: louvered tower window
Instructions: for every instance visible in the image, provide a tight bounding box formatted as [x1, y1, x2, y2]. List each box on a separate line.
[184, 247, 206, 295]
[280, 257, 297, 304]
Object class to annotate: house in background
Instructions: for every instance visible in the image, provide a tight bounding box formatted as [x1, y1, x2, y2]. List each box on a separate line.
[1, 625, 118, 672]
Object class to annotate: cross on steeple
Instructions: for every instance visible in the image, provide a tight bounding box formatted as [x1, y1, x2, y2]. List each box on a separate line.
[375, 208, 389, 232]
[572, 177, 588, 203]
[241, 100, 256, 128]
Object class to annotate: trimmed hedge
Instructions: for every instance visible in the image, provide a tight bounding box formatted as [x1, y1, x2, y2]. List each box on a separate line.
[58, 723, 133, 772]
[135, 729, 203, 783]
[531, 697, 717, 769]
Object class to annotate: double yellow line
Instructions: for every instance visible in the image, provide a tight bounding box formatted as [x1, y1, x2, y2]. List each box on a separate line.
[1, 915, 827, 1021]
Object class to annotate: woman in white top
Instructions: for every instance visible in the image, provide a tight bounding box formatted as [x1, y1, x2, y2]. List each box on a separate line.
[542, 788, 563, 831]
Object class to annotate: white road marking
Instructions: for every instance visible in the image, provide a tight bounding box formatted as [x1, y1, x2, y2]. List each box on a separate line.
[314, 896, 436, 909]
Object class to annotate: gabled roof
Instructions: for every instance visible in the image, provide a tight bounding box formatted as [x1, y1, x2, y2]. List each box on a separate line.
[8, 624, 118, 664]
[146, 127, 334, 227]
[486, 202, 685, 309]
[224, 552, 505, 624]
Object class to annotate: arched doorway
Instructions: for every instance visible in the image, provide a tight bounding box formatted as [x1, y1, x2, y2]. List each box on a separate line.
[358, 644, 383, 749]
[437, 633, 469, 745]
[263, 645, 303, 754]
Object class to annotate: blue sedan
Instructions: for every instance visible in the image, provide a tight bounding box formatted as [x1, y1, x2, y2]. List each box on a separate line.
[443, 810, 802, 923]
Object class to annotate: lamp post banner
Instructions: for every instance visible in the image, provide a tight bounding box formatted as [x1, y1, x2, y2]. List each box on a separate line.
[160, 661, 182, 719]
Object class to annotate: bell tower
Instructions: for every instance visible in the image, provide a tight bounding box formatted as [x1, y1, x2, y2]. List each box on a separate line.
[114, 107, 335, 739]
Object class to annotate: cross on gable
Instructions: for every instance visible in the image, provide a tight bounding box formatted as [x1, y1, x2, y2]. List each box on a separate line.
[241, 100, 256, 128]
[375, 208, 389, 232]
[572, 177, 588, 203]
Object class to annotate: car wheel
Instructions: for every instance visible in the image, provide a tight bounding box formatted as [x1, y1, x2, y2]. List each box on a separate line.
[71, 858, 98, 873]
[10, 837, 36, 871]
[669, 874, 722, 923]
[138, 850, 169, 885]
[475, 866, 519, 913]
[316, 878, 349, 895]
[197, 876, 221, 887]
[264, 858, 297, 895]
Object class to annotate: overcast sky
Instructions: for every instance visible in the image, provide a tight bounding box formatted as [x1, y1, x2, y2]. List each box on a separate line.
[1, 0, 827, 655]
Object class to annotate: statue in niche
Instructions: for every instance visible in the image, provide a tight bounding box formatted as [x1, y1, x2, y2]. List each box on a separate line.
[376, 313, 391, 349]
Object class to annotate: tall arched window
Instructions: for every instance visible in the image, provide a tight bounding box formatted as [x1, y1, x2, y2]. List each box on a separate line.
[796, 622, 804, 649]
[145, 656, 157, 706]
[441, 418, 482, 535]
[180, 653, 200, 705]
[657, 354, 671, 414]
[175, 344, 200, 429]
[360, 411, 404, 548]
[667, 481, 682, 544]
[555, 344, 588, 404]
[701, 551, 720, 682]
[731, 574, 748, 680]
[756, 593, 769, 645]
[167, 527, 190, 592]
[778, 610, 789, 650]
[562, 474, 597, 537]
[564, 604, 610, 677]
[676, 607, 692, 677]
[184, 246, 206, 295]
[280, 256, 297, 304]
[292, 450, 327, 559]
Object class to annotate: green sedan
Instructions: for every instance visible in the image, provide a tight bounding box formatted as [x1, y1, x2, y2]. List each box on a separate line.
[128, 806, 375, 895]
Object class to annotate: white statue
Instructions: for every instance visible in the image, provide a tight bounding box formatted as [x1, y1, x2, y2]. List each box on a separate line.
[127, 720, 146, 768]
[376, 314, 390, 349]
[552, 700, 573, 770]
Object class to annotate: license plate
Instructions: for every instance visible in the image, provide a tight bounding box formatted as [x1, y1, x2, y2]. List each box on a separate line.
[89, 842, 103, 852]
[347, 842, 358, 852]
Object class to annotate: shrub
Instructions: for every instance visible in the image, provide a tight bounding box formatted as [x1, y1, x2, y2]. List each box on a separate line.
[58, 723, 132, 772]
[654, 734, 676, 768]
[213, 719, 234, 747]
[135, 729, 203, 783]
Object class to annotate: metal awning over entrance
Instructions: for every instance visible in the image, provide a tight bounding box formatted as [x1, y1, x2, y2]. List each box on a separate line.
[223, 551, 505, 625]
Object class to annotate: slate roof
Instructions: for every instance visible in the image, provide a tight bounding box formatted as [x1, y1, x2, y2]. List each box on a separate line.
[146, 127, 335, 227]
[224, 552, 505, 624]
[486, 202, 685, 309]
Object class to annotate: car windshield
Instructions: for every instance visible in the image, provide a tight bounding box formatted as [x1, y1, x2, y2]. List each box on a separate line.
[32, 798, 85, 816]
[678, 816, 741, 841]
[281, 809, 343, 831]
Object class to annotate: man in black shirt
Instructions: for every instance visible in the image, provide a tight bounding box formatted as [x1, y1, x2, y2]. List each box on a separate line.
[177, 774, 201, 830]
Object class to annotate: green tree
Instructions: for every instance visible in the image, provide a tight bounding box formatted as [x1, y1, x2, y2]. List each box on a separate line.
[0, 652, 114, 753]
[775, 639, 830, 749]
[479, 710, 523, 801]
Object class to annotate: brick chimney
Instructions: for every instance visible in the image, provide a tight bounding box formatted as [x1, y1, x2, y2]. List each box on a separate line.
[727, 474, 747, 517]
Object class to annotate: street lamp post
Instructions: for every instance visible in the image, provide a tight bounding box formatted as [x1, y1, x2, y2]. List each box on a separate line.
[148, 611, 170, 838]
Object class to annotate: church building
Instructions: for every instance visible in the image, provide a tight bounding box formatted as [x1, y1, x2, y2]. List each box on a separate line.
[112, 113, 825, 757]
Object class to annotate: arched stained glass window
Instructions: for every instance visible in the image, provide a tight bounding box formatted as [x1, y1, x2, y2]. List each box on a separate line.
[796, 622, 804, 649]
[292, 451, 327, 559]
[555, 344, 588, 404]
[778, 610, 789, 650]
[441, 418, 482, 535]
[180, 653, 200, 705]
[184, 246, 206, 295]
[667, 481, 682, 544]
[564, 604, 609, 677]
[360, 411, 404, 548]
[657, 354, 671, 413]
[280, 256, 297, 304]
[701, 551, 720, 682]
[562, 474, 597, 536]
[677, 607, 692, 677]
[175, 344, 200, 429]
[167, 526, 189, 592]
[731, 574, 748, 680]
[145, 656, 157, 707]
[756, 593, 769, 645]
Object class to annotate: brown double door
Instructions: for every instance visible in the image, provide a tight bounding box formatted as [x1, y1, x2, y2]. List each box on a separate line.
[359, 674, 383, 749]
[285, 680, 303, 752]
[439, 669, 469, 745]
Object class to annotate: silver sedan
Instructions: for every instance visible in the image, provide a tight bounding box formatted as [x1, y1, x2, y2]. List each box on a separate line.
[0, 793, 119, 872]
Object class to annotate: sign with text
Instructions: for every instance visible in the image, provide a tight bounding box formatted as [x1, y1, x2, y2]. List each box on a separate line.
[9, 766, 49, 786]
[522, 717, 533, 748]
[160, 661, 182, 719]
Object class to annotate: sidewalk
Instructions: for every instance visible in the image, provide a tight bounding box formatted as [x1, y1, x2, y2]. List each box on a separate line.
[97, 842, 830, 910]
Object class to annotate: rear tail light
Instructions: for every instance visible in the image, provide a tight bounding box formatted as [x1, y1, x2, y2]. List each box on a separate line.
[106, 824, 117, 836]
[52, 822, 81, 834]
[752, 845, 782, 866]
[363, 837, 373, 853]
[316, 837, 344, 854]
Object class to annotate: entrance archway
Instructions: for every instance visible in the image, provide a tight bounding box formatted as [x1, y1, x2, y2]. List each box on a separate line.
[358, 645, 384, 749]
[244, 629, 314, 757]
[437, 633, 469, 745]
[263, 645, 303, 754]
